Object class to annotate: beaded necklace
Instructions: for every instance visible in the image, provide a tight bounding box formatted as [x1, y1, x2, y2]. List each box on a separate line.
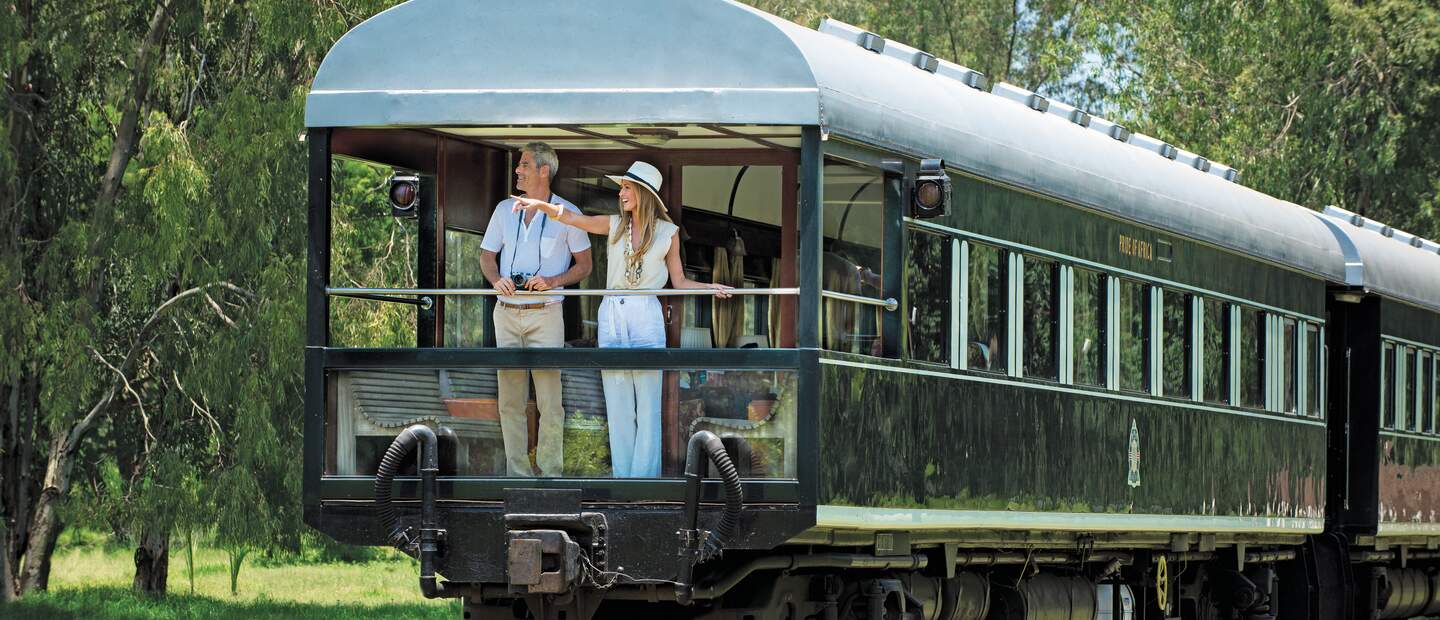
[622, 221, 644, 288]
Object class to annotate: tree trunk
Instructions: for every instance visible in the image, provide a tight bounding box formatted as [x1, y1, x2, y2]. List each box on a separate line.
[17, 435, 68, 594]
[227, 547, 249, 595]
[133, 527, 169, 594]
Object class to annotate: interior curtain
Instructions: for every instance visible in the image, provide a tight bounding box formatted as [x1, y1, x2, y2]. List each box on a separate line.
[711, 241, 745, 348]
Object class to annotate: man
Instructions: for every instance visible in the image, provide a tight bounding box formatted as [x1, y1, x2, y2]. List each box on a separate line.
[480, 142, 592, 476]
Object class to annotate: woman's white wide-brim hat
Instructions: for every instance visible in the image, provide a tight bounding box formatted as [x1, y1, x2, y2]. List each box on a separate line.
[606, 161, 667, 212]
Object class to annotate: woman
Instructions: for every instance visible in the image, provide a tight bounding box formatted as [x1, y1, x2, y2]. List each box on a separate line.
[511, 161, 729, 477]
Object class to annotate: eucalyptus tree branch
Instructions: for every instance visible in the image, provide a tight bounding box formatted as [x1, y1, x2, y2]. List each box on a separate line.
[64, 281, 252, 456]
[94, 0, 174, 230]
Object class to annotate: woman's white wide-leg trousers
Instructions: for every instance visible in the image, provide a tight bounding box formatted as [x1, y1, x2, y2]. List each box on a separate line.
[598, 296, 665, 478]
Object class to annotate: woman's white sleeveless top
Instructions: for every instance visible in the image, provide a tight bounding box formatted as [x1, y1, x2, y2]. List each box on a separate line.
[605, 215, 677, 290]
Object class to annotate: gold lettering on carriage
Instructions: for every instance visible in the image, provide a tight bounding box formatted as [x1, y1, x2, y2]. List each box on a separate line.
[1118, 234, 1154, 261]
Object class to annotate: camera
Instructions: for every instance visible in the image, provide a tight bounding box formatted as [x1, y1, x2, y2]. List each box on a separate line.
[509, 273, 533, 288]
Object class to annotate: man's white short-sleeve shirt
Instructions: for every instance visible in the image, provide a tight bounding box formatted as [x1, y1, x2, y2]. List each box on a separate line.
[480, 194, 591, 305]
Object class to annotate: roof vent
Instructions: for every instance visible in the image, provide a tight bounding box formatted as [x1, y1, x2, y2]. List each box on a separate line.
[1069, 109, 1091, 127]
[991, 82, 1053, 112]
[1129, 133, 1177, 159]
[1412, 237, 1425, 248]
[1381, 226, 1394, 237]
[858, 31, 885, 53]
[912, 51, 938, 72]
[1224, 168, 1241, 183]
[1349, 213, 1364, 227]
[1192, 157, 1210, 172]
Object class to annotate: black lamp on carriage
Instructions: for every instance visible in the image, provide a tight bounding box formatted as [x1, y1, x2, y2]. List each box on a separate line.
[388, 171, 421, 218]
[910, 158, 951, 219]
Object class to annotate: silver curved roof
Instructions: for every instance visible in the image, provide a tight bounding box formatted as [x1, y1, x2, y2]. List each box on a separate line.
[1317, 207, 1440, 312]
[309, 0, 1440, 311]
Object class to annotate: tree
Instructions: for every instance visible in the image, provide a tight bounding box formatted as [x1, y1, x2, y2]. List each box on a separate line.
[1, 0, 399, 598]
[1094, 0, 1440, 236]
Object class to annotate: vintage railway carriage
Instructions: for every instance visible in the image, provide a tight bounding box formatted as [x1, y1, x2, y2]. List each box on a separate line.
[303, 1, 1440, 619]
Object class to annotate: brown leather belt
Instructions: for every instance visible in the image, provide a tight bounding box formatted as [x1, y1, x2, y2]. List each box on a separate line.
[497, 300, 562, 311]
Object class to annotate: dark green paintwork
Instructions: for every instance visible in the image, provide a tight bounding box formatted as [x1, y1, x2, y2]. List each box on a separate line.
[936, 174, 1327, 317]
[819, 354, 1327, 518]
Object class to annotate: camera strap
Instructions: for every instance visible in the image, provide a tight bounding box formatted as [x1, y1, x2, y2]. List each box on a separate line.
[507, 200, 549, 279]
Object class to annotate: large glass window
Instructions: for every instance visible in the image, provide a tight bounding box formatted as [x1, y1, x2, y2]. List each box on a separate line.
[330, 157, 418, 348]
[1022, 256, 1059, 380]
[1305, 323, 1322, 418]
[1072, 268, 1105, 387]
[1118, 279, 1150, 393]
[445, 230, 488, 346]
[1202, 299, 1229, 405]
[679, 165, 787, 349]
[822, 161, 884, 355]
[905, 229, 951, 364]
[1282, 318, 1298, 414]
[1239, 308, 1265, 409]
[967, 242, 1008, 373]
[1382, 342, 1396, 428]
[329, 368, 798, 479]
[1162, 289, 1190, 398]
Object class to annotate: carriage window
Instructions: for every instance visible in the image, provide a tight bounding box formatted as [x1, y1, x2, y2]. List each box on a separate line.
[1118, 279, 1149, 393]
[1405, 347, 1419, 431]
[445, 230, 488, 346]
[1239, 308, 1265, 409]
[1382, 342, 1396, 428]
[1281, 317, 1298, 414]
[1072, 267, 1105, 387]
[680, 165, 788, 349]
[1420, 351, 1432, 433]
[1202, 298, 1229, 405]
[330, 157, 418, 348]
[968, 242, 1008, 373]
[1305, 323, 1322, 418]
[1431, 353, 1439, 433]
[905, 229, 950, 364]
[1022, 256, 1059, 380]
[822, 161, 884, 355]
[1161, 289, 1190, 399]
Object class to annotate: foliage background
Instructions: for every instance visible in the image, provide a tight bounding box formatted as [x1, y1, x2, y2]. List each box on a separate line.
[0, 0, 1436, 606]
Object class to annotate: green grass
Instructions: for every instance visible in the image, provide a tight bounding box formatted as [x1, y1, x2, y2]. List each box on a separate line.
[2, 535, 460, 619]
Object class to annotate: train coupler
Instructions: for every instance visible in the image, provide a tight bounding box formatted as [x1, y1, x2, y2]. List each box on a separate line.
[507, 529, 582, 594]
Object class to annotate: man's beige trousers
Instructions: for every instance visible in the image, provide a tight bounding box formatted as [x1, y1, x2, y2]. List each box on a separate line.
[493, 304, 565, 476]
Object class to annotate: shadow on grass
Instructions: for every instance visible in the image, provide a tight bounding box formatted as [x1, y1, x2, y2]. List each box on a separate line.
[2, 586, 459, 619]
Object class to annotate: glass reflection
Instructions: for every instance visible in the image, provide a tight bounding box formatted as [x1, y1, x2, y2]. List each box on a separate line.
[1203, 299, 1229, 405]
[968, 243, 1007, 373]
[329, 368, 796, 479]
[1162, 289, 1189, 398]
[1022, 256, 1058, 380]
[1240, 308, 1264, 409]
[1118, 279, 1149, 393]
[1072, 268, 1105, 387]
[906, 230, 950, 365]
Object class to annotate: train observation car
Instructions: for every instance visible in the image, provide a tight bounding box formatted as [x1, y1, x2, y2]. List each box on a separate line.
[301, 1, 1440, 619]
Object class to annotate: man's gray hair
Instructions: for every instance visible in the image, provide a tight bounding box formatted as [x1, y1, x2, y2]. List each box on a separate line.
[522, 142, 559, 181]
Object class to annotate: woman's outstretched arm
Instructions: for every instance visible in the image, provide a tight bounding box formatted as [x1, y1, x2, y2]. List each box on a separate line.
[510, 195, 610, 236]
[665, 236, 732, 298]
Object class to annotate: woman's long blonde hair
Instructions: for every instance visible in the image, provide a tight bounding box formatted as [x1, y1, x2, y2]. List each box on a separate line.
[609, 180, 673, 267]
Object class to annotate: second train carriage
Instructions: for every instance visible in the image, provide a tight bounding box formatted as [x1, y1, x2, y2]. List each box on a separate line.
[301, 1, 1440, 618]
